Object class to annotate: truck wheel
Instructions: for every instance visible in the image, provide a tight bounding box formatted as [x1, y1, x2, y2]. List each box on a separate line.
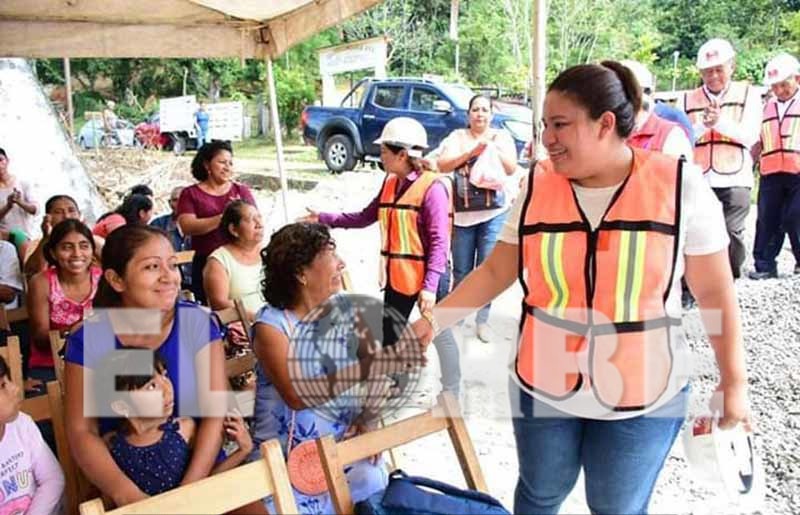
[324, 134, 356, 173]
[171, 134, 187, 155]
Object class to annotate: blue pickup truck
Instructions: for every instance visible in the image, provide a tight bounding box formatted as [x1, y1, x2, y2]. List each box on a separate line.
[301, 77, 532, 173]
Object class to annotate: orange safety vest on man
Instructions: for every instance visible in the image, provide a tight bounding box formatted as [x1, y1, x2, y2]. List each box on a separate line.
[627, 112, 679, 152]
[517, 148, 682, 412]
[377, 172, 452, 296]
[760, 97, 800, 175]
[684, 81, 751, 175]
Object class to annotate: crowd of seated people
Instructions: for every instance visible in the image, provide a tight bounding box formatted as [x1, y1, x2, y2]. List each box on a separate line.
[0, 142, 396, 514]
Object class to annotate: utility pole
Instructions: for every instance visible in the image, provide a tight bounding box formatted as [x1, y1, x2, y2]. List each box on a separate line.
[672, 51, 680, 92]
[531, 0, 547, 159]
[450, 0, 460, 77]
[63, 57, 74, 138]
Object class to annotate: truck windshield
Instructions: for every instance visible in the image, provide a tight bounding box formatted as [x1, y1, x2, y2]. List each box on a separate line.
[438, 84, 475, 110]
[341, 80, 369, 108]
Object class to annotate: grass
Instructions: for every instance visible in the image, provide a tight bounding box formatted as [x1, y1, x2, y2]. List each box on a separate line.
[232, 137, 319, 162]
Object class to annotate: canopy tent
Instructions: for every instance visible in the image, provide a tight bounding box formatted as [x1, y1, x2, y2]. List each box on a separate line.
[0, 0, 383, 222]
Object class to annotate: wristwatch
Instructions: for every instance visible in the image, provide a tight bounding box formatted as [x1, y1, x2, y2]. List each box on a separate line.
[420, 310, 440, 335]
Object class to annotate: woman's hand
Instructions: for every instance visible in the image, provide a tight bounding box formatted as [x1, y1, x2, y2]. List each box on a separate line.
[712, 381, 752, 430]
[469, 141, 488, 159]
[344, 419, 380, 464]
[112, 484, 149, 507]
[417, 290, 435, 313]
[297, 207, 320, 224]
[224, 410, 254, 455]
[411, 318, 435, 350]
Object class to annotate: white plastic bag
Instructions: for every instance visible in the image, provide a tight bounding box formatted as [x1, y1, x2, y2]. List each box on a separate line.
[468, 143, 505, 190]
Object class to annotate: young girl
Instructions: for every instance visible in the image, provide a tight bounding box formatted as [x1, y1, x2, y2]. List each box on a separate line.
[98, 351, 252, 496]
[27, 219, 101, 388]
[0, 355, 65, 514]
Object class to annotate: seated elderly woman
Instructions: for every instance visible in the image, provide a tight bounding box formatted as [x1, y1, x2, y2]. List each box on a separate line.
[249, 223, 420, 514]
[203, 200, 264, 317]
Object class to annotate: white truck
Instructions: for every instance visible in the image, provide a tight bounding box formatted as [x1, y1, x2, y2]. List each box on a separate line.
[159, 95, 244, 154]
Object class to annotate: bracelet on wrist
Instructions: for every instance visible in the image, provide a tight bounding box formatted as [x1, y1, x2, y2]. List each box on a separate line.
[421, 310, 440, 334]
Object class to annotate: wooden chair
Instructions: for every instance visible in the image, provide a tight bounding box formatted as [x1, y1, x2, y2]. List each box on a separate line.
[79, 440, 298, 515]
[175, 250, 195, 266]
[22, 381, 93, 515]
[215, 299, 258, 379]
[0, 334, 23, 388]
[49, 330, 66, 387]
[316, 392, 488, 514]
[0, 305, 29, 331]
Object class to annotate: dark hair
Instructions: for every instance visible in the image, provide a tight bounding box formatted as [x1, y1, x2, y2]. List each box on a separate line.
[44, 219, 95, 268]
[0, 148, 6, 159]
[129, 184, 154, 197]
[190, 141, 233, 181]
[109, 350, 166, 392]
[94, 225, 169, 308]
[44, 195, 79, 214]
[116, 193, 153, 225]
[220, 199, 255, 241]
[0, 355, 8, 381]
[547, 61, 642, 138]
[261, 223, 334, 309]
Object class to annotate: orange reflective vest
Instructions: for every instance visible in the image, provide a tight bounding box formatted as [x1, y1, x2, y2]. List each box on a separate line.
[684, 81, 751, 175]
[627, 112, 678, 153]
[517, 148, 682, 412]
[760, 97, 800, 175]
[377, 172, 452, 296]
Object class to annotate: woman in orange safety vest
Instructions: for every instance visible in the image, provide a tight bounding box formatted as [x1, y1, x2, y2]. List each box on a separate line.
[412, 62, 751, 515]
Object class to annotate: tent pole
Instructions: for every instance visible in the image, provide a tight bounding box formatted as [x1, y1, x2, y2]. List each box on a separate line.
[265, 57, 290, 224]
[531, 0, 547, 159]
[64, 57, 74, 138]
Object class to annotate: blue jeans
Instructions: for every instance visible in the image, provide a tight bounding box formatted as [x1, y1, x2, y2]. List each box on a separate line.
[433, 260, 460, 396]
[510, 384, 688, 515]
[452, 211, 508, 325]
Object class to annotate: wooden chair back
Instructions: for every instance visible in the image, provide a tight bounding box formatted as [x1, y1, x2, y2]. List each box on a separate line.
[49, 330, 66, 387]
[22, 381, 92, 515]
[79, 440, 298, 514]
[0, 334, 23, 388]
[175, 250, 195, 266]
[316, 392, 488, 514]
[0, 305, 29, 330]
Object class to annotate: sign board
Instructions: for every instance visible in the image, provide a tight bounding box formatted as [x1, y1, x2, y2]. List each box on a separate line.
[319, 37, 387, 76]
[159, 95, 243, 141]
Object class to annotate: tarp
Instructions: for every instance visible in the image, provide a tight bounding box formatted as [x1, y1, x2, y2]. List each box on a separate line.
[0, 0, 381, 59]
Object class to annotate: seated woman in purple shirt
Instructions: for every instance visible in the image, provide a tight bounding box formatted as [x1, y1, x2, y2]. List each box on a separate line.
[301, 117, 461, 395]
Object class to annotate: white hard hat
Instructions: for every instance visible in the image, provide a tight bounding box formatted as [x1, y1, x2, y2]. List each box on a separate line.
[696, 38, 736, 69]
[374, 117, 428, 157]
[683, 417, 764, 508]
[620, 60, 654, 92]
[764, 53, 800, 85]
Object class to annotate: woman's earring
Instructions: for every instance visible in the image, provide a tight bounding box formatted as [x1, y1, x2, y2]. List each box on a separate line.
[300, 277, 307, 286]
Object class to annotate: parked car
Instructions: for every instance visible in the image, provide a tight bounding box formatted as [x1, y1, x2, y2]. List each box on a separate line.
[134, 113, 170, 149]
[77, 118, 136, 149]
[301, 77, 533, 173]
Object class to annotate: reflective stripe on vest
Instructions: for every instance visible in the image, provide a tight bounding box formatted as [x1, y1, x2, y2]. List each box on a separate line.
[685, 81, 750, 175]
[627, 112, 678, 153]
[517, 148, 682, 413]
[760, 98, 800, 175]
[377, 172, 452, 296]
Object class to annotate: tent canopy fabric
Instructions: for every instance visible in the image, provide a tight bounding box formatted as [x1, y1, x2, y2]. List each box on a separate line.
[0, 0, 381, 59]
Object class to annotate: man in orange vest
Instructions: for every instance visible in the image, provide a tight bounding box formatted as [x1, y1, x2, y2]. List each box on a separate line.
[622, 60, 693, 160]
[682, 38, 762, 278]
[749, 53, 800, 279]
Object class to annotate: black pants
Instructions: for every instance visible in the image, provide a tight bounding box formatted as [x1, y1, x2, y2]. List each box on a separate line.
[712, 187, 751, 279]
[191, 252, 209, 305]
[753, 173, 800, 272]
[382, 287, 418, 347]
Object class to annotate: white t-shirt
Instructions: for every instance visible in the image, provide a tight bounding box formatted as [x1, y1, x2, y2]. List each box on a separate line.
[0, 181, 35, 237]
[776, 90, 799, 121]
[437, 128, 518, 226]
[0, 240, 23, 309]
[499, 161, 730, 419]
[0, 413, 65, 515]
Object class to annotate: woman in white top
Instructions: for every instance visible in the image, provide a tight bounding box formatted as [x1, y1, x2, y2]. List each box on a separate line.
[204, 200, 265, 317]
[436, 96, 518, 342]
[414, 61, 750, 515]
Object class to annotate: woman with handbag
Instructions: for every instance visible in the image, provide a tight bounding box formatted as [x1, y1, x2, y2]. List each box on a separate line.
[436, 95, 518, 342]
[413, 62, 751, 514]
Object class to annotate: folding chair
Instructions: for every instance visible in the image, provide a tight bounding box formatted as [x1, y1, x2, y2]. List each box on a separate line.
[49, 330, 66, 387]
[0, 334, 23, 388]
[22, 380, 93, 515]
[316, 391, 488, 515]
[78, 440, 298, 514]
